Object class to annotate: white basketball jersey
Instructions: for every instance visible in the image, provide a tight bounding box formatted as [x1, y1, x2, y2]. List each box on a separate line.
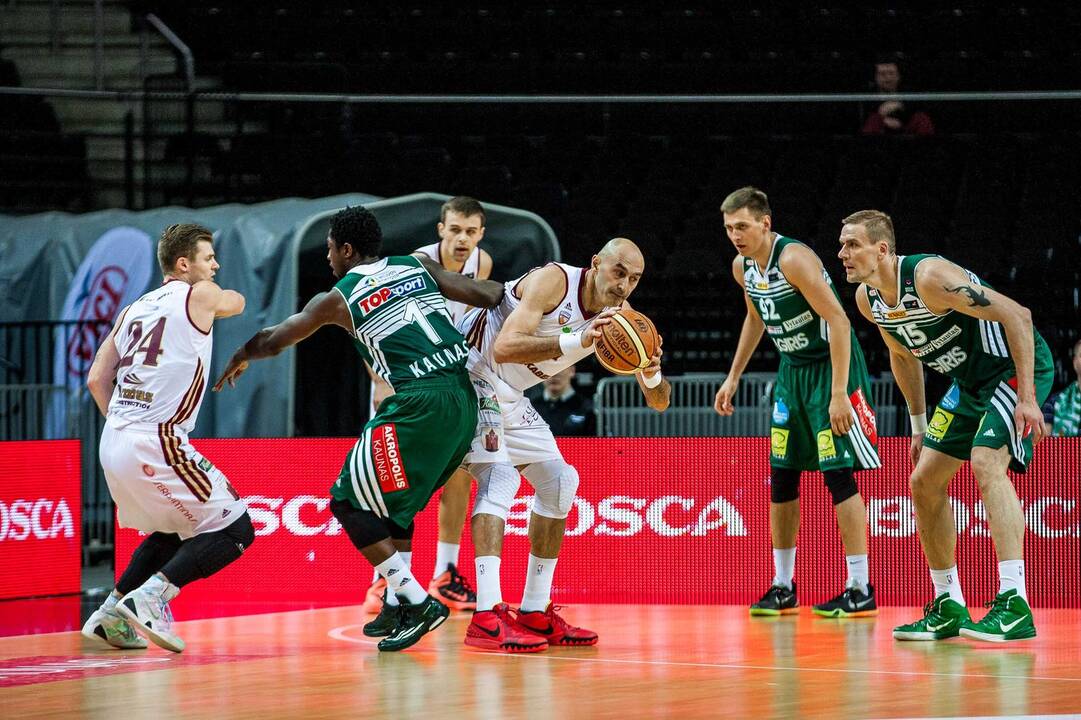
[462, 263, 596, 394]
[414, 242, 481, 323]
[107, 280, 213, 434]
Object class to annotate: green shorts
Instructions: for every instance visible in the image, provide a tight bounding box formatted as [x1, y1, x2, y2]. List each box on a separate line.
[769, 347, 881, 473]
[923, 366, 1054, 474]
[331, 372, 477, 529]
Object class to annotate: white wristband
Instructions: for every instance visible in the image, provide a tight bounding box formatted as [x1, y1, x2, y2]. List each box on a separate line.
[640, 371, 663, 389]
[558, 330, 582, 357]
[910, 413, 928, 435]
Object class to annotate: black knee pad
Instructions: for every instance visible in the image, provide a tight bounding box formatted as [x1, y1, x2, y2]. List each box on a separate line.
[385, 519, 415, 541]
[222, 511, 256, 549]
[161, 518, 252, 588]
[770, 468, 801, 504]
[116, 531, 183, 594]
[823, 468, 859, 505]
[330, 498, 390, 550]
[144, 531, 183, 554]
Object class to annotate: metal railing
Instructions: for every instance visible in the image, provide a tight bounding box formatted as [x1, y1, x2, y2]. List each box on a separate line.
[595, 372, 907, 437]
[1, 320, 113, 559]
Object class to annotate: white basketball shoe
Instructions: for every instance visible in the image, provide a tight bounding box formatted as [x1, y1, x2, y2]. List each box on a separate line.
[117, 577, 185, 653]
[81, 602, 148, 649]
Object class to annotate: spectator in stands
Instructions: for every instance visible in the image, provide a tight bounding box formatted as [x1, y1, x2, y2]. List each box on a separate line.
[1051, 338, 1081, 436]
[860, 60, 935, 136]
[526, 366, 596, 436]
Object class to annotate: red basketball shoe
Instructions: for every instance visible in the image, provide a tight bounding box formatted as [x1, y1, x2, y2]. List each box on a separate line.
[515, 604, 598, 646]
[465, 603, 548, 653]
[427, 563, 477, 611]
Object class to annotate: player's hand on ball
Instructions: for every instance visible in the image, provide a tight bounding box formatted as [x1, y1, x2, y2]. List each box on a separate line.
[641, 334, 663, 377]
[212, 354, 249, 391]
[829, 392, 854, 436]
[582, 308, 617, 348]
[714, 375, 738, 416]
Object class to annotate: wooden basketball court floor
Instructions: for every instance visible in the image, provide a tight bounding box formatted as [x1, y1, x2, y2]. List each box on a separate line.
[2, 604, 1080, 719]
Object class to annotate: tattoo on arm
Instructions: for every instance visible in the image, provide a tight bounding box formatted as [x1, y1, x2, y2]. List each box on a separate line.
[945, 284, 991, 307]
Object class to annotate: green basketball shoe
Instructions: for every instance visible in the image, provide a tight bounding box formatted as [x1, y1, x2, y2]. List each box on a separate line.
[893, 593, 971, 641]
[959, 589, 1036, 642]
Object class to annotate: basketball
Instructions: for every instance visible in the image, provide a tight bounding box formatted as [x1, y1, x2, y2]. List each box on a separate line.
[594, 308, 659, 375]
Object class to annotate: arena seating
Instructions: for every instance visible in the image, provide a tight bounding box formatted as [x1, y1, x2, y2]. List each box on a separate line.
[0, 59, 90, 213]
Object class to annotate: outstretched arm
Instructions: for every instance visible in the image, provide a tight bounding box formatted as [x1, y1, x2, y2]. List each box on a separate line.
[213, 290, 350, 390]
[417, 255, 504, 308]
[917, 259, 1045, 443]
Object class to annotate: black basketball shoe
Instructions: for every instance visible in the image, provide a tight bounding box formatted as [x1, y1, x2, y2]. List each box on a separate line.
[377, 595, 450, 652]
[750, 582, 800, 616]
[363, 594, 403, 637]
[813, 584, 878, 618]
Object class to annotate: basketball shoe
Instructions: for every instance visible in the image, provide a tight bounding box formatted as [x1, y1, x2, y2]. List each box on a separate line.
[893, 593, 971, 641]
[427, 563, 477, 611]
[117, 577, 185, 653]
[81, 603, 148, 649]
[812, 584, 878, 618]
[515, 604, 598, 646]
[958, 589, 1036, 642]
[464, 603, 548, 653]
[750, 583, 799, 616]
[362, 577, 387, 614]
[377, 595, 450, 652]
[364, 594, 401, 637]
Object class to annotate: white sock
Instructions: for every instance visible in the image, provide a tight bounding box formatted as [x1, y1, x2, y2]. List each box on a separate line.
[520, 554, 558, 613]
[381, 551, 413, 606]
[475, 555, 502, 611]
[998, 560, 1027, 601]
[102, 592, 120, 611]
[773, 547, 796, 589]
[143, 573, 180, 601]
[371, 567, 380, 583]
[376, 552, 426, 605]
[930, 566, 965, 606]
[845, 554, 869, 592]
[434, 542, 460, 579]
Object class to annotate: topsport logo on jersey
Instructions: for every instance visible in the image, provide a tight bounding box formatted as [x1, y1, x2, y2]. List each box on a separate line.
[0, 499, 76, 542]
[358, 276, 425, 314]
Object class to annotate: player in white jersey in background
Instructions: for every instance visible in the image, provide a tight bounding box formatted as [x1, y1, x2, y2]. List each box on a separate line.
[82, 224, 250, 653]
[460, 237, 671, 652]
[362, 196, 494, 614]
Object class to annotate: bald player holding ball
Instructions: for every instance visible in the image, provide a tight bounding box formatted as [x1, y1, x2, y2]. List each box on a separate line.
[456, 237, 670, 652]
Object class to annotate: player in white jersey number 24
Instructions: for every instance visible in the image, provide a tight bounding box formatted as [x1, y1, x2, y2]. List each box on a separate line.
[83, 224, 252, 654]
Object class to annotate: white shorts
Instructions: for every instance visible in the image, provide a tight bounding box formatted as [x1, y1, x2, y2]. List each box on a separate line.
[99, 420, 247, 540]
[464, 369, 563, 467]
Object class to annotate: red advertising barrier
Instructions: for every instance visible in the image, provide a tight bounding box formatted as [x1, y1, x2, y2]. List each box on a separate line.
[115, 437, 1080, 618]
[0, 441, 82, 600]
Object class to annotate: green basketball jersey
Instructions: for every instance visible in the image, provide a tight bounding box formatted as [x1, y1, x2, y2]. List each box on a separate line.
[333, 255, 470, 388]
[744, 235, 841, 365]
[866, 254, 1052, 398]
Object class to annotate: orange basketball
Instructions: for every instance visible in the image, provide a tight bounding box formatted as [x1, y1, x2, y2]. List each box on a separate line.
[594, 308, 660, 375]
